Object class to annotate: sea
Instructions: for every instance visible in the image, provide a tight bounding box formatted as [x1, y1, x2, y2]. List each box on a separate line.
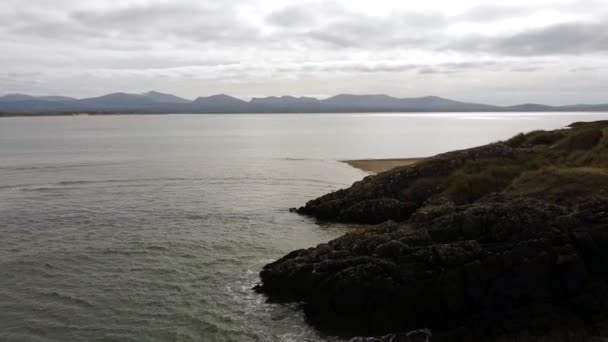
[0, 113, 606, 341]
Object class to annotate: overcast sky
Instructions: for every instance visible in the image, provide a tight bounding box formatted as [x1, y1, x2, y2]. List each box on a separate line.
[1, 0, 607, 105]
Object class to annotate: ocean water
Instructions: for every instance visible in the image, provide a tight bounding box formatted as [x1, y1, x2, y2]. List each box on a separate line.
[0, 113, 606, 342]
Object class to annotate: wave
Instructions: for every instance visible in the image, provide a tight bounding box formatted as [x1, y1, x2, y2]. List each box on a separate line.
[2, 176, 343, 193]
[280, 157, 324, 161]
[0, 161, 124, 171]
[22, 187, 71, 192]
[44, 290, 95, 308]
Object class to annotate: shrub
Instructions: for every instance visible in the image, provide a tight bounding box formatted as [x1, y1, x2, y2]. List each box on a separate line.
[445, 163, 524, 204]
[504, 133, 527, 148]
[526, 130, 567, 145]
[558, 127, 603, 150]
[400, 177, 441, 205]
[507, 167, 608, 205]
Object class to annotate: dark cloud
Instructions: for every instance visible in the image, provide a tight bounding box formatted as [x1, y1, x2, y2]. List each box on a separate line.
[12, 19, 106, 41]
[305, 11, 446, 48]
[496, 21, 608, 55]
[74, 3, 260, 43]
[449, 21, 608, 56]
[70, 3, 198, 26]
[266, 5, 318, 28]
[305, 16, 608, 57]
[8, 2, 262, 45]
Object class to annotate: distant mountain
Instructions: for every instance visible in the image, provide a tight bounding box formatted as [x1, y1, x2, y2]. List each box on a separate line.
[190, 94, 249, 112]
[0, 94, 37, 102]
[504, 103, 555, 111]
[323, 94, 403, 108]
[192, 94, 247, 106]
[251, 96, 320, 106]
[321, 94, 499, 112]
[38, 96, 76, 102]
[69, 93, 161, 112]
[1, 92, 607, 114]
[398, 96, 499, 111]
[250, 96, 322, 112]
[141, 91, 189, 104]
[78, 92, 153, 105]
[560, 104, 608, 112]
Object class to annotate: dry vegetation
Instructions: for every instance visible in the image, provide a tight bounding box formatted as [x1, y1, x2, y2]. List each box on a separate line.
[260, 121, 608, 340]
[297, 120, 608, 223]
[439, 121, 608, 206]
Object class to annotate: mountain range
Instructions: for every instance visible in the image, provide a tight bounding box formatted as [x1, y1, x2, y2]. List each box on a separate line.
[1, 91, 607, 114]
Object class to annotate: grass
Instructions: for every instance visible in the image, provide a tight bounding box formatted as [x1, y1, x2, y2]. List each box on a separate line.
[444, 161, 526, 204]
[557, 126, 603, 151]
[504, 129, 568, 147]
[399, 121, 608, 206]
[506, 167, 608, 205]
[399, 177, 441, 205]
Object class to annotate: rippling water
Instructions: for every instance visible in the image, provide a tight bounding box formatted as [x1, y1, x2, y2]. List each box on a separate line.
[0, 113, 606, 341]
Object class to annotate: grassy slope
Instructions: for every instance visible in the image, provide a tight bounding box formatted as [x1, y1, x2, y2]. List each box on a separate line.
[297, 120, 608, 224]
[401, 121, 608, 207]
[260, 121, 608, 340]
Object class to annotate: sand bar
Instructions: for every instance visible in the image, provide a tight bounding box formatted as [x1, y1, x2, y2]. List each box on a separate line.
[342, 158, 423, 174]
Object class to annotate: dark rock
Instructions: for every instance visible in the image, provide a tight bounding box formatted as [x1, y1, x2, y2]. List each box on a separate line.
[260, 122, 608, 340]
[296, 121, 608, 224]
[296, 143, 520, 222]
[257, 198, 608, 340]
[337, 198, 414, 224]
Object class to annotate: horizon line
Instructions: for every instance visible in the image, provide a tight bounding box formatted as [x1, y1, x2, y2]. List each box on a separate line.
[1, 91, 607, 107]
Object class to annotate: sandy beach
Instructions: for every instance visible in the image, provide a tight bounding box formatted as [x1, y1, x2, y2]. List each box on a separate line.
[342, 158, 423, 174]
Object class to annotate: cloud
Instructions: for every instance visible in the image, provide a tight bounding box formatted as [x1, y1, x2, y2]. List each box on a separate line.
[8, 2, 262, 45]
[266, 5, 319, 28]
[304, 11, 447, 48]
[1, 0, 608, 104]
[460, 5, 533, 22]
[449, 20, 608, 56]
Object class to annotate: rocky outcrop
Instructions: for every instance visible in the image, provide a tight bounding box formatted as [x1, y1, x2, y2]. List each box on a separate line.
[297, 143, 521, 223]
[257, 121, 608, 340]
[296, 121, 608, 224]
[257, 198, 608, 340]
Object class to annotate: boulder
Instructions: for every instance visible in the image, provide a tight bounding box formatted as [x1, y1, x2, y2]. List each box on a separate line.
[257, 199, 608, 340]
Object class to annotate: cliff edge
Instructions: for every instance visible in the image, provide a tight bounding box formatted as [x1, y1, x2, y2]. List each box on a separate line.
[256, 121, 608, 341]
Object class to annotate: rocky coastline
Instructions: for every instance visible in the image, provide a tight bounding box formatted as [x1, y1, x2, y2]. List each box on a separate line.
[255, 121, 608, 341]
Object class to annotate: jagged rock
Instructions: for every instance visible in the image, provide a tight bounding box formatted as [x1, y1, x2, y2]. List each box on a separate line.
[257, 198, 608, 340]
[296, 143, 522, 222]
[258, 121, 608, 340]
[337, 198, 414, 224]
[296, 121, 608, 224]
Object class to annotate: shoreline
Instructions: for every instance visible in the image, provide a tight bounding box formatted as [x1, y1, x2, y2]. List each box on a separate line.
[2, 111, 608, 119]
[342, 158, 423, 174]
[258, 121, 608, 340]
[0, 112, 147, 118]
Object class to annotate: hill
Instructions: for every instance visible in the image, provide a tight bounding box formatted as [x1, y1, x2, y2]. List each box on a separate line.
[1, 92, 607, 114]
[256, 121, 608, 340]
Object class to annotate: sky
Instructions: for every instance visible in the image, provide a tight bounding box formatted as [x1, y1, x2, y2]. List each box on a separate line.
[1, 0, 607, 105]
